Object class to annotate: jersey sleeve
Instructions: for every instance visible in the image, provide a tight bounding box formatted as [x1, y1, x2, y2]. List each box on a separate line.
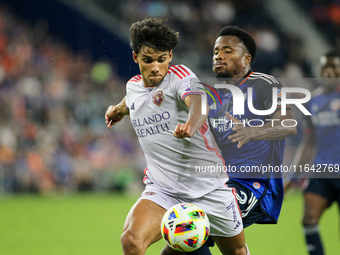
[125, 81, 131, 110]
[173, 65, 205, 101]
[252, 77, 291, 117]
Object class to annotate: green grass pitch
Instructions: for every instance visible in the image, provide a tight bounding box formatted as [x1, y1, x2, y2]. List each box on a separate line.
[0, 192, 338, 255]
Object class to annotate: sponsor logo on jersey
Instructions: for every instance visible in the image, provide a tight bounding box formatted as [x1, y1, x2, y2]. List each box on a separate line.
[131, 111, 171, 138]
[152, 90, 164, 106]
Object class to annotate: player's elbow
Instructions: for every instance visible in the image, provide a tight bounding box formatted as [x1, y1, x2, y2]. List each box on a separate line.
[286, 125, 297, 137]
[279, 118, 297, 138]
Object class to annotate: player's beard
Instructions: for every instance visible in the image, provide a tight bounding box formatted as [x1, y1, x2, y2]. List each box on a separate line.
[215, 70, 232, 79]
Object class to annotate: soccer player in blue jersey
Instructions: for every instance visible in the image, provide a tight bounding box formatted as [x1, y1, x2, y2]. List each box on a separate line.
[106, 26, 297, 255]
[285, 50, 340, 255]
[184, 25, 297, 255]
[208, 26, 297, 226]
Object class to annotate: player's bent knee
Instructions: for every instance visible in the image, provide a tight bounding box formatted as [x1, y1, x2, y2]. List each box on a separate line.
[120, 229, 144, 253]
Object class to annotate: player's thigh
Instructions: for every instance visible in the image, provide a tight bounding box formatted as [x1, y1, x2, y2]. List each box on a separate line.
[211, 230, 246, 255]
[123, 198, 166, 245]
[303, 192, 329, 224]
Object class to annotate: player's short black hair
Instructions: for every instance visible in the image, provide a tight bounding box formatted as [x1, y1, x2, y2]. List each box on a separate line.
[218, 26, 257, 63]
[323, 49, 340, 58]
[130, 17, 179, 54]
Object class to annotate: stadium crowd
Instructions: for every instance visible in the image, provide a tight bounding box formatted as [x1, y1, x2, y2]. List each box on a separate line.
[0, 6, 144, 193]
[0, 1, 323, 194]
[297, 0, 340, 49]
[93, 0, 313, 77]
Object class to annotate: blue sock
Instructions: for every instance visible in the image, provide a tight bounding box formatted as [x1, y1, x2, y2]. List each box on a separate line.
[304, 225, 324, 255]
[186, 238, 214, 255]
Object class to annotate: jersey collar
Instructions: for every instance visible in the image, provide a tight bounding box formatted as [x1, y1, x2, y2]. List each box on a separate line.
[235, 70, 253, 87]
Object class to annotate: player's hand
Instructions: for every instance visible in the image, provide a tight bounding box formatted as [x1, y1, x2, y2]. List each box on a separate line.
[283, 180, 294, 193]
[105, 105, 126, 129]
[284, 178, 308, 193]
[173, 123, 191, 138]
[226, 112, 253, 149]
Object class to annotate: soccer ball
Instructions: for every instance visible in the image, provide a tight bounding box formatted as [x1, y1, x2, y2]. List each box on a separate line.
[161, 203, 210, 252]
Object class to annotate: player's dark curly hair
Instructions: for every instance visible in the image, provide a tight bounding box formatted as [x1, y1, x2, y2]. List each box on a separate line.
[130, 17, 179, 54]
[218, 26, 257, 63]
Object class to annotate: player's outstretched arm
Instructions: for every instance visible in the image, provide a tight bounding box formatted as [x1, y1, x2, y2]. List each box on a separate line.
[173, 94, 209, 138]
[227, 110, 297, 149]
[105, 96, 129, 129]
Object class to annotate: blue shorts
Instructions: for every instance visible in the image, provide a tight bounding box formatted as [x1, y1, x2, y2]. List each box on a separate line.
[226, 180, 266, 228]
[304, 178, 340, 207]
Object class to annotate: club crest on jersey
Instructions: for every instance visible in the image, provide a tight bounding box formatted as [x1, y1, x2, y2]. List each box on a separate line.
[152, 90, 164, 106]
[253, 182, 261, 189]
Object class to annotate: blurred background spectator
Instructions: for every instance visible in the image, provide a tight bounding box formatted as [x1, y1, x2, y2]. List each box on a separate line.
[0, 0, 336, 194]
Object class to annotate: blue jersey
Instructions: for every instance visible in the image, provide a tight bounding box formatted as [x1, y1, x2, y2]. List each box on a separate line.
[206, 71, 290, 224]
[305, 87, 340, 165]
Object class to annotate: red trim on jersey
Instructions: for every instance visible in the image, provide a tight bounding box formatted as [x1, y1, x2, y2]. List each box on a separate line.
[181, 91, 204, 100]
[232, 187, 242, 216]
[239, 71, 253, 86]
[129, 75, 142, 83]
[199, 122, 209, 134]
[169, 66, 183, 79]
[198, 123, 227, 177]
[178, 65, 191, 76]
[172, 65, 187, 78]
[133, 75, 142, 80]
[143, 168, 149, 184]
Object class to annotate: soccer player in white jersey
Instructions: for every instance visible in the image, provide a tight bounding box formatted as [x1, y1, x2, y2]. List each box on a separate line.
[110, 18, 249, 255]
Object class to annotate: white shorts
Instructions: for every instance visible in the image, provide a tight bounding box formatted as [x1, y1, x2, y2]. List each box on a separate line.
[138, 183, 243, 237]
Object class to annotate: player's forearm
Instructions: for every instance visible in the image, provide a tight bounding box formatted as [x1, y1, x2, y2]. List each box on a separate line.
[249, 110, 297, 141]
[249, 120, 297, 141]
[187, 111, 208, 137]
[117, 95, 129, 115]
[185, 95, 209, 137]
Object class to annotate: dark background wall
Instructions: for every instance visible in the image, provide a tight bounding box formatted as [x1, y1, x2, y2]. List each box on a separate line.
[2, 0, 138, 79]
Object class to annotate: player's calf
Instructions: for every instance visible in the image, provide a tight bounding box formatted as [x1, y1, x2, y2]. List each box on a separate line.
[212, 231, 248, 255]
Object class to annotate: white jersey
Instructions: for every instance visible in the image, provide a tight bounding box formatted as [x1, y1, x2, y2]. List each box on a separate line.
[126, 64, 228, 199]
